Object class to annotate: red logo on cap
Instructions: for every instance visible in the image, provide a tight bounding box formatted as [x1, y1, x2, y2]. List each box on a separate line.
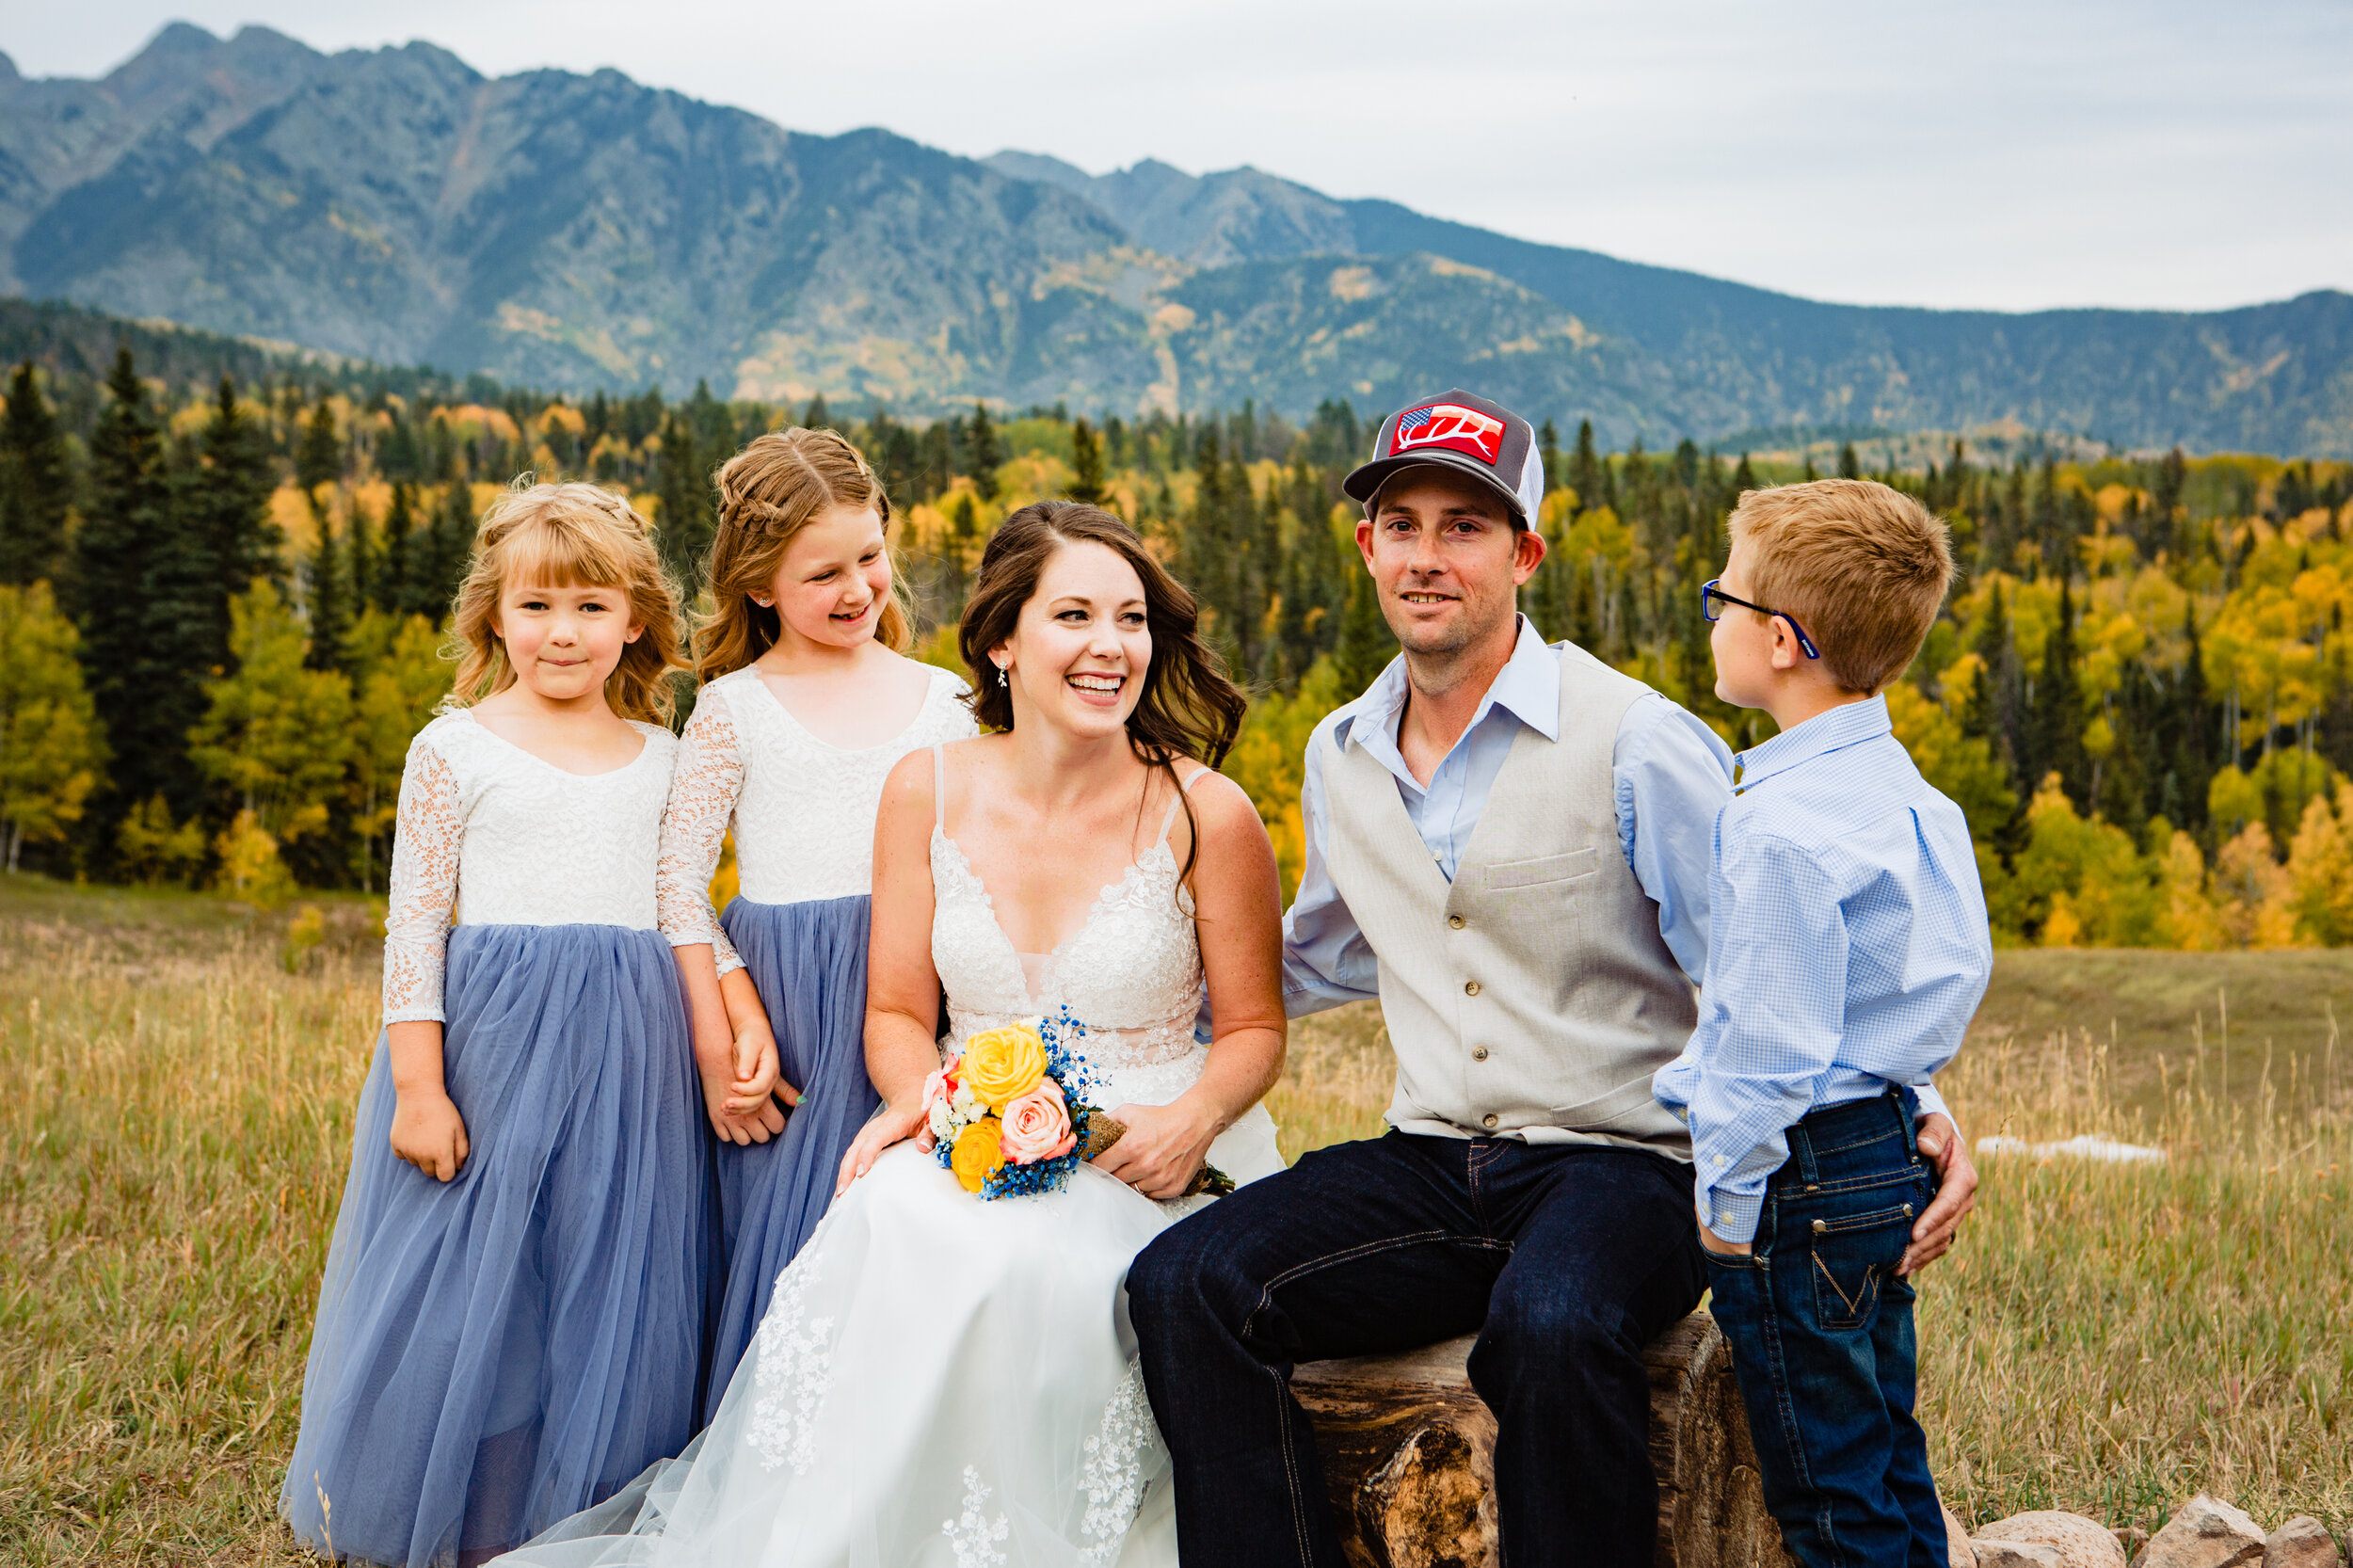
[1389, 403, 1504, 466]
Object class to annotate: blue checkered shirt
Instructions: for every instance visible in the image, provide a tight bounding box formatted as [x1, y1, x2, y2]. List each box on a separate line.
[1652, 696, 1992, 1243]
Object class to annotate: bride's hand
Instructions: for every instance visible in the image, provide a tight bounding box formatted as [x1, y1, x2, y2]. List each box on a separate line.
[1091, 1099, 1221, 1201]
[836, 1101, 927, 1196]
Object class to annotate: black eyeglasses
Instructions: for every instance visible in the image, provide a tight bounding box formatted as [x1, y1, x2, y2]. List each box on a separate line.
[1701, 580, 1820, 660]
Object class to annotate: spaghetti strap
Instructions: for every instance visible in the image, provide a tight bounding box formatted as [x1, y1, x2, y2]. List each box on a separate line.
[932, 744, 947, 832]
[1155, 764, 1211, 847]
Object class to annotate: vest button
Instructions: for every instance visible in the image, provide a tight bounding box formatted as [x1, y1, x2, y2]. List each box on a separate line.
[1464, 980, 1481, 997]
[1471, 1046, 1489, 1061]
[1448, 915, 1465, 930]
[1481, 1113, 1499, 1129]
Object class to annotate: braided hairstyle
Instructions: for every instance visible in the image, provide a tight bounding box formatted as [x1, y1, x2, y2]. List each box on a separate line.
[446, 478, 688, 724]
[697, 427, 913, 681]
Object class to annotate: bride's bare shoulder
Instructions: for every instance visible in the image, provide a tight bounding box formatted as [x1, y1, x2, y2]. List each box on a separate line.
[879, 734, 1000, 820]
[1169, 763, 1271, 849]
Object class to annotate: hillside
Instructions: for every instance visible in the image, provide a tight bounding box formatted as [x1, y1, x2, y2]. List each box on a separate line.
[5, 24, 2350, 454]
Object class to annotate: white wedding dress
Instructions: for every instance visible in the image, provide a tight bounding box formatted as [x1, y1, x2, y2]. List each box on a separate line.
[494, 753, 1284, 1568]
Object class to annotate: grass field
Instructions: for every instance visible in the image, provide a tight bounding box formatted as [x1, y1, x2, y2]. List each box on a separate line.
[1, 874, 2345, 1562]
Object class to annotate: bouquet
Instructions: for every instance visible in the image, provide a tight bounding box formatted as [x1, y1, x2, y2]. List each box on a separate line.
[925, 1012, 1233, 1200]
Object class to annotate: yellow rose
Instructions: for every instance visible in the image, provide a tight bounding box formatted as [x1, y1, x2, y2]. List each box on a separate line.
[958, 1023, 1048, 1110]
[952, 1117, 1006, 1193]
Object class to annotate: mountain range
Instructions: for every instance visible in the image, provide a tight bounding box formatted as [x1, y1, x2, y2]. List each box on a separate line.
[4, 23, 2349, 455]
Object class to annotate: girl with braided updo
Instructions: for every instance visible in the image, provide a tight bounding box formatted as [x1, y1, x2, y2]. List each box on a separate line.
[654, 426, 977, 1407]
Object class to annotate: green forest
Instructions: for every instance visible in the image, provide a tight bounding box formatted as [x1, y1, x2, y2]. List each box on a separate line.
[2, 330, 2350, 950]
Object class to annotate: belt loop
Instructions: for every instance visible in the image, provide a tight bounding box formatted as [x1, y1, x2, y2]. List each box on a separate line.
[1789, 1118, 1820, 1186]
[1895, 1085, 1922, 1158]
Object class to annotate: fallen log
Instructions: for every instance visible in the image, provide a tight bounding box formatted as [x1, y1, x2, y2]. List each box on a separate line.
[1291, 1310, 1793, 1568]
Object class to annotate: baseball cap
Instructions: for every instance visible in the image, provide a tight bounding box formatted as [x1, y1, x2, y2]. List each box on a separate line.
[1343, 389, 1545, 526]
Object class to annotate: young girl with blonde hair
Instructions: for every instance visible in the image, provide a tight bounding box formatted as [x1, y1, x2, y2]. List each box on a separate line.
[282, 482, 716, 1568]
[656, 426, 975, 1407]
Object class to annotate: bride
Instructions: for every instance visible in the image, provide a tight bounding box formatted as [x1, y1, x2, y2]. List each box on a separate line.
[496, 501, 1288, 1567]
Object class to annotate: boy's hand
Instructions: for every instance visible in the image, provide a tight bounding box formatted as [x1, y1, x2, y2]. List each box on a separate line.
[1900, 1112, 1977, 1276]
[1697, 1223, 1753, 1258]
[391, 1089, 470, 1181]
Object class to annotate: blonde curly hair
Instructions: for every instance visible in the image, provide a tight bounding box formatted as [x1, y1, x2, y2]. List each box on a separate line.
[696, 427, 912, 682]
[446, 480, 688, 725]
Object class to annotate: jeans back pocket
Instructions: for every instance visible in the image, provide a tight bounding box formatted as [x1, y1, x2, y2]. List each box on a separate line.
[1804, 1199, 1915, 1332]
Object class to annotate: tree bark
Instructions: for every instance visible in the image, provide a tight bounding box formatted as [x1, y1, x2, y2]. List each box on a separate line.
[1290, 1310, 1792, 1568]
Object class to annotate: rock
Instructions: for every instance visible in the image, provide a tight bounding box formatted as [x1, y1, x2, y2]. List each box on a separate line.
[1945, 1505, 1977, 1568]
[1975, 1543, 2065, 1568]
[1291, 1311, 1795, 1568]
[1978, 1512, 2128, 1568]
[2265, 1518, 2342, 1568]
[2141, 1496, 2267, 1568]
[2117, 1528, 2151, 1560]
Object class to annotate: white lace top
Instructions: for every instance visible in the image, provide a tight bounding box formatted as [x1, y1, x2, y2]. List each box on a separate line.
[928, 745, 1213, 1107]
[656, 663, 978, 976]
[381, 710, 679, 1025]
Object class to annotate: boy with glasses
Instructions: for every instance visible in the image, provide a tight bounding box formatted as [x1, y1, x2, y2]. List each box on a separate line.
[1656, 477, 1993, 1568]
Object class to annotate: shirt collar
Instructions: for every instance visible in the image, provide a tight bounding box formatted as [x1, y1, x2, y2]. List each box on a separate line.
[1337, 615, 1561, 755]
[1735, 694, 1892, 792]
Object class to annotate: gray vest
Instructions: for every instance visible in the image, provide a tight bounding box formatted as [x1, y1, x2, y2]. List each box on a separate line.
[1323, 642, 1696, 1157]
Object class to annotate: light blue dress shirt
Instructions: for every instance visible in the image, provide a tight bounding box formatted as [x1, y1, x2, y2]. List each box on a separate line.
[1652, 696, 1992, 1243]
[1282, 616, 1736, 1015]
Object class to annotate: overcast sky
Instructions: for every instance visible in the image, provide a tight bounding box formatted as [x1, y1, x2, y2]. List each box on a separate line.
[8, 1, 2347, 313]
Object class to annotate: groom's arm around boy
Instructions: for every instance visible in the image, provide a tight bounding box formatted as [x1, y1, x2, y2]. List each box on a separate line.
[1652, 477, 1994, 1568]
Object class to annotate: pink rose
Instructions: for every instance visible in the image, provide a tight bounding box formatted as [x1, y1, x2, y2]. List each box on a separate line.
[999, 1079, 1076, 1165]
[923, 1055, 962, 1111]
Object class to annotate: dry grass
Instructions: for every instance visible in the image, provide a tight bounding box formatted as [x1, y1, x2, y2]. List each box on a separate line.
[1, 884, 2345, 1560]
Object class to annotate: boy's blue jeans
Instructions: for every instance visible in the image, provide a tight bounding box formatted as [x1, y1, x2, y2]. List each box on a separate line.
[1703, 1089, 1946, 1568]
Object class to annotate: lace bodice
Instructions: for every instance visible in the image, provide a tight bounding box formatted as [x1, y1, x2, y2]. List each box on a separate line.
[381, 711, 677, 1024]
[928, 747, 1209, 1087]
[658, 664, 977, 975]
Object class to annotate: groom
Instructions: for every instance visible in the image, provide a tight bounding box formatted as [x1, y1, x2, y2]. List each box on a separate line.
[1128, 389, 1968, 1568]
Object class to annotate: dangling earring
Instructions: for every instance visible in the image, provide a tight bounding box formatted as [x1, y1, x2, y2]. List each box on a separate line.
[997, 664, 1009, 689]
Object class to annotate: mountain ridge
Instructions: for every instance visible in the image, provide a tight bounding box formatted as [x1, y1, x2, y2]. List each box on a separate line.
[6, 24, 2350, 455]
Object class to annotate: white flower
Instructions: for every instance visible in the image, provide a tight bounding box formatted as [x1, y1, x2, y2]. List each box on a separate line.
[952, 1081, 980, 1116]
[928, 1097, 955, 1140]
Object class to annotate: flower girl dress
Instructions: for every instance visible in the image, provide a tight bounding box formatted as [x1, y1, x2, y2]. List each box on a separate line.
[497, 751, 1284, 1568]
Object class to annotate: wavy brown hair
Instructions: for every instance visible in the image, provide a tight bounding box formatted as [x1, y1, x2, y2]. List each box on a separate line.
[958, 501, 1248, 882]
[446, 480, 688, 725]
[696, 427, 912, 681]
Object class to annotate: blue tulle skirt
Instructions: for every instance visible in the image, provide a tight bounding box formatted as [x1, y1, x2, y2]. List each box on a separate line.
[280, 924, 718, 1568]
[703, 893, 877, 1419]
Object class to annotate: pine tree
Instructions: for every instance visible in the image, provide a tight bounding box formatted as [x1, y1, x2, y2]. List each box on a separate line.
[802, 394, 831, 433]
[296, 401, 341, 493]
[1571, 420, 1600, 511]
[1332, 566, 1391, 699]
[1731, 453, 1757, 493]
[424, 483, 475, 618]
[347, 496, 376, 616]
[191, 377, 284, 663]
[655, 413, 714, 580]
[968, 403, 1001, 502]
[1069, 419, 1106, 504]
[1538, 420, 1562, 497]
[306, 504, 351, 675]
[378, 482, 415, 616]
[74, 348, 176, 820]
[2033, 579, 2086, 805]
[1, 362, 73, 587]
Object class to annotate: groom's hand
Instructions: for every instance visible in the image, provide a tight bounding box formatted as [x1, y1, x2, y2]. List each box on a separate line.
[1092, 1100, 1219, 1201]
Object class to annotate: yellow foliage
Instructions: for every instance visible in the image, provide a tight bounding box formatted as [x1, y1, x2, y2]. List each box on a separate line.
[212, 809, 295, 910]
[2210, 824, 2299, 949]
[2160, 831, 2227, 951]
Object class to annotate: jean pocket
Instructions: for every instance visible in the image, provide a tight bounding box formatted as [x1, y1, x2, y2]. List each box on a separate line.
[1804, 1199, 1915, 1332]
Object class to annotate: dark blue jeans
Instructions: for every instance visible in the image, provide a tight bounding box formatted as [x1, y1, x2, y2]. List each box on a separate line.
[1128, 1131, 1706, 1568]
[1703, 1091, 1945, 1568]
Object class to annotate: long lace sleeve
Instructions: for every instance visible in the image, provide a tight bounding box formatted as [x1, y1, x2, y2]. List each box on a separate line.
[658, 688, 747, 977]
[382, 732, 462, 1024]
